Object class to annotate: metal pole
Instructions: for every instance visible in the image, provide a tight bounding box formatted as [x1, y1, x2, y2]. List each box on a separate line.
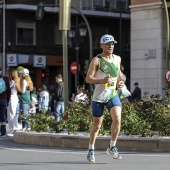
[75, 46, 79, 88]
[163, 0, 170, 69]
[59, 0, 71, 109]
[74, 74, 77, 91]
[119, 0, 122, 57]
[62, 30, 69, 109]
[2, 0, 5, 75]
[75, 16, 79, 88]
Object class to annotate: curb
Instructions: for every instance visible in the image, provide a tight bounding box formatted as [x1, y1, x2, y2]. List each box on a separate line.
[13, 131, 170, 152]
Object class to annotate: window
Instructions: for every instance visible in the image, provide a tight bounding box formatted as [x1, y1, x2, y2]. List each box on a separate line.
[81, 0, 93, 10]
[54, 25, 62, 45]
[93, 0, 104, 7]
[116, 0, 128, 10]
[92, 0, 110, 11]
[16, 21, 36, 45]
[123, 29, 130, 51]
[54, 25, 71, 46]
[92, 26, 108, 49]
[55, 0, 59, 5]
[81, 0, 110, 10]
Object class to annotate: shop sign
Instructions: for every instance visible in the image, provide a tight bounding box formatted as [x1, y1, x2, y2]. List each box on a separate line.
[33, 55, 46, 67]
[7, 54, 17, 66]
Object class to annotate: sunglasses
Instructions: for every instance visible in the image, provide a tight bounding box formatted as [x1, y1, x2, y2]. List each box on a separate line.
[104, 42, 116, 46]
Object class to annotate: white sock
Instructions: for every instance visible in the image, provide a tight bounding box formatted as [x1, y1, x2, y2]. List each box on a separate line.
[89, 144, 95, 150]
[110, 140, 116, 148]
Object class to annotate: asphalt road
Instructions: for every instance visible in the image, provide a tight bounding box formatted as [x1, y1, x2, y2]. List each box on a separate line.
[0, 137, 170, 170]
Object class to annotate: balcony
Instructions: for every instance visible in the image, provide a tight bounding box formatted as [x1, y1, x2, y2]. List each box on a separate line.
[80, 0, 130, 13]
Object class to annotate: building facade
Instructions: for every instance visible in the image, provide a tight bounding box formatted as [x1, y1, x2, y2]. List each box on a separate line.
[130, 0, 168, 97]
[0, 0, 130, 97]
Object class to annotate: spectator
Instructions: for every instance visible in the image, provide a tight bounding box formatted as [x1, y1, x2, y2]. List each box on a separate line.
[0, 67, 11, 137]
[7, 68, 21, 136]
[131, 82, 141, 101]
[29, 87, 38, 114]
[54, 74, 64, 122]
[71, 85, 87, 104]
[18, 68, 33, 131]
[38, 84, 49, 112]
[31, 87, 38, 99]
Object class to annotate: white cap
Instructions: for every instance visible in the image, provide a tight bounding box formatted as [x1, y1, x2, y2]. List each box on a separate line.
[100, 34, 117, 44]
[19, 68, 29, 75]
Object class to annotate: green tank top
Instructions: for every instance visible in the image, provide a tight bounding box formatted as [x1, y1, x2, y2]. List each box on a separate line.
[92, 54, 120, 103]
[18, 91, 31, 104]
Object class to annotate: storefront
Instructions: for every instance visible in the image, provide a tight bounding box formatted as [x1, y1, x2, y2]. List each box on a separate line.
[6, 53, 63, 90]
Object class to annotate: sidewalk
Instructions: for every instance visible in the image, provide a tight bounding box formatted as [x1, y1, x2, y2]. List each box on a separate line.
[13, 130, 170, 152]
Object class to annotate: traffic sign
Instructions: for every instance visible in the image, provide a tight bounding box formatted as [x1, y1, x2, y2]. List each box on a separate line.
[165, 69, 170, 83]
[70, 62, 80, 74]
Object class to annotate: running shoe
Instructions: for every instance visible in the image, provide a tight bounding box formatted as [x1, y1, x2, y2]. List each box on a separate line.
[87, 149, 95, 163]
[106, 146, 122, 160]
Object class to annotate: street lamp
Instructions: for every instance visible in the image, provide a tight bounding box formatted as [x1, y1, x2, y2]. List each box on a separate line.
[68, 18, 87, 89]
[119, 0, 122, 57]
[163, 0, 170, 69]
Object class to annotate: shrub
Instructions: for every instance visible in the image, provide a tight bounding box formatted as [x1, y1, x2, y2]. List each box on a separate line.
[27, 90, 170, 137]
[121, 100, 151, 136]
[61, 98, 93, 134]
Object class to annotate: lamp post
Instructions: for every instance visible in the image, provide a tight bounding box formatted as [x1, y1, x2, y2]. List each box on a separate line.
[68, 17, 87, 89]
[0, 0, 5, 75]
[119, 0, 122, 57]
[163, 0, 170, 70]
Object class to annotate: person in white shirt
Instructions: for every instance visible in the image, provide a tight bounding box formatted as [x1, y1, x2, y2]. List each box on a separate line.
[39, 84, 49, 112]
[7, 68, 21, 136]
[73, 85, 87, 104]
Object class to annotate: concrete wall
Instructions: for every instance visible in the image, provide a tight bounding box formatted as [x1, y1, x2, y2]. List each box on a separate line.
[130, 1, 166, 97]
[13, 132, 170, 152]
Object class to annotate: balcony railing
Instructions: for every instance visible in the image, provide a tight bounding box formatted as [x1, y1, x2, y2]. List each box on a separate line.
[80, 0, 130, 13]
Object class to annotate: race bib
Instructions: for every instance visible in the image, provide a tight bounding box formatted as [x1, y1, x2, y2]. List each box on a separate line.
[103, 77, 117, 89]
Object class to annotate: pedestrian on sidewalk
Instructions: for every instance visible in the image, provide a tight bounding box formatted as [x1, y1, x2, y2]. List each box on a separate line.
[18, 68, 33, 131]
[38, 84, 49, 113]
[71, 85, 87, 104]
[53, 74, 64, 122]
[85, 34, 124, 162]
[131, 82, 141, 101]
[7, 68, 21, 136]
[0, 67, 11, 137]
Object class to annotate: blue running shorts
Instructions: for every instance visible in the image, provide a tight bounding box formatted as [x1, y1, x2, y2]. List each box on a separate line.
[91, 95, 122, 117]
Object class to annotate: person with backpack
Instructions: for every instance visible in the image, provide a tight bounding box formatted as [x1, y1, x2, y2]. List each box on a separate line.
[0, 67, 11, 137]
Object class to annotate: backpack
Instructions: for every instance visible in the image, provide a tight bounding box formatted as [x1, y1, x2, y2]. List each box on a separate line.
[0, 77, 6, 94]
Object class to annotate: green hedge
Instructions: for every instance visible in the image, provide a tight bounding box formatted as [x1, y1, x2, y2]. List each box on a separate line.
[26, 92, 170, 137]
